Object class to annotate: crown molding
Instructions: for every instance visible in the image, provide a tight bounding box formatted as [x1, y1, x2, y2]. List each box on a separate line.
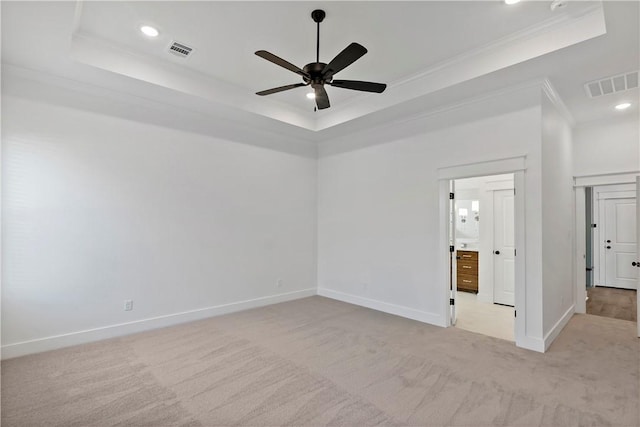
[542, 78, 576, 127]
[68, 1, 604, 133]
[2, 63, 319, 158]
[70, 31, 317, 131]
[318, 79, 545, 157]
[317, 2, 605, 131]
[391, 3, 604, 90]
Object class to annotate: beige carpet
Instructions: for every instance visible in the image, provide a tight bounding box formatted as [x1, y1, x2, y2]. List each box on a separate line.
[587, 286, 637, 322]
[2, 296, 639, 426]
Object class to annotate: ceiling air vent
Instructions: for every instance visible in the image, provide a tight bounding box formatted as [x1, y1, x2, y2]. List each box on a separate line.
[584, 71, 638, 98]
[168, 41, 193, 58]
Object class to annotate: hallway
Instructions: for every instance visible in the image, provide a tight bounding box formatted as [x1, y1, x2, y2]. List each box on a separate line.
[587, 286, 637, 322]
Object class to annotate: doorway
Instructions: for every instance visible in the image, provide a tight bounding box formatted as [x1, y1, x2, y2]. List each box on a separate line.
[588, 184, 637, 322]
[438, 157, 526, 348]
[575, 177, 639, 333]
[450, 174, 516, 341]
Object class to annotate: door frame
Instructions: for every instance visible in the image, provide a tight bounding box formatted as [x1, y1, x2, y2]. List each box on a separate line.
[449, 180, 457, 326]
[573, 172, 638, 319]
[636, 177, 639, 338]
[438, 156, 526, 347]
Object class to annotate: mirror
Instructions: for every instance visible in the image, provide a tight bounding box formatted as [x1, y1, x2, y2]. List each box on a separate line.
[455, 199, 479, 249]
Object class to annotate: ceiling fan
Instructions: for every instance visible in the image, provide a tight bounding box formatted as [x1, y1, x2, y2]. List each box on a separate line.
[255, 9, 387, 110]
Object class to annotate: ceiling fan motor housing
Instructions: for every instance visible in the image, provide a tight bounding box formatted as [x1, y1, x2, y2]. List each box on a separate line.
[303, 62, 331, 85]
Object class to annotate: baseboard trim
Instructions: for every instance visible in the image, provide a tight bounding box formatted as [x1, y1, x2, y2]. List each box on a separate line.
[543, 304, 575, 351]
[1, 288, 317, 360]
[317, 288, 446, 327]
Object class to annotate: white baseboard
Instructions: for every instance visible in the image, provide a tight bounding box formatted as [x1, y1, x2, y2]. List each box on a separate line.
[543, 304, 575, 351]
[317, 288, 446, 327]
[1, 288, 317, 360]
[516, 305, 575, 353]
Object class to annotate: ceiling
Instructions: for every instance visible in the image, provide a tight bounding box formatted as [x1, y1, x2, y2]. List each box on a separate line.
[1, 1, 639, 143]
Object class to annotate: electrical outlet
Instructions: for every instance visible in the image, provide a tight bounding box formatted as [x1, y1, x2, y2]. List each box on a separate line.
[124, 300, 133, 311]
[276, 279, 283, 288]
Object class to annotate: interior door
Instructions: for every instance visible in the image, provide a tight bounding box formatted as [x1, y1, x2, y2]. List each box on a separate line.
[604, 197, 637, 289]
[493, 189, 515, 306]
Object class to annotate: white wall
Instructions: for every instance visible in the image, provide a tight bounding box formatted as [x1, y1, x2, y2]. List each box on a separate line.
[573, 117, 639, 177]
[317, 105, 545, 345]
[2, 80, 589, 357]
[540, 93, 575, 345]
[2, 96, 318, 357]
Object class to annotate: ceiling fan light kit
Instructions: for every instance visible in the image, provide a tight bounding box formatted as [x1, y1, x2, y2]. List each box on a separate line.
[255, 9, 387, 110]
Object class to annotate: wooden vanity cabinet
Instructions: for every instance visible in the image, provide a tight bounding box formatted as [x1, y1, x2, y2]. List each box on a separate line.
[457, 250, 478, 293]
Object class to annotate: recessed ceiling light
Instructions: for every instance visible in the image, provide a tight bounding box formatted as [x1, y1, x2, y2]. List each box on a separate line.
[615, 102, 631, 110]
[140, 25, 159, 37]
[306, 92, 316, 99]
[504, 0, 521, 5]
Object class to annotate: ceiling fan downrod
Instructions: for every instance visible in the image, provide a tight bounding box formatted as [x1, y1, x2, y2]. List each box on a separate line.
[311, 9, 326, 64]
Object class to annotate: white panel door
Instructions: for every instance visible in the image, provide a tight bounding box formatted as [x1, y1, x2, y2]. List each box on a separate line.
[604, 198, 637, 290]
[493, 189, 515, 306]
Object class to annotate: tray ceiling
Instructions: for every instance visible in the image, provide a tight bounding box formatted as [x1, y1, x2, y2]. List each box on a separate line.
[69, 1, 606, 131]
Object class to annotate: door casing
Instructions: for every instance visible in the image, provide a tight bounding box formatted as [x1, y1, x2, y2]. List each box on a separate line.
[573, 173, 639, 336]
[438, 157, 525, 348]
[636, 177, 639, 338]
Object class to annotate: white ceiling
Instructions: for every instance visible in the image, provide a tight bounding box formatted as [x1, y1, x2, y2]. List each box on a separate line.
[75, 1, 582, 108]
[1, 1, 638, 142]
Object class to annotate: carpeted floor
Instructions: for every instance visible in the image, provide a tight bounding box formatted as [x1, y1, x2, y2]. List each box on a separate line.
[2, 296, 639, 426]
[587, 286, 637, 322]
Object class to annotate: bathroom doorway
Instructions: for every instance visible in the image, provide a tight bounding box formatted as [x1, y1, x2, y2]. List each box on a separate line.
[450, 173, 516, 341]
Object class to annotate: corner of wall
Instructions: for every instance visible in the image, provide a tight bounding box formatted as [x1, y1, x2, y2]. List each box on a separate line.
[317, 288, 447, 328]
[540, 88, 575, 343]
[543, 304, 575, 351]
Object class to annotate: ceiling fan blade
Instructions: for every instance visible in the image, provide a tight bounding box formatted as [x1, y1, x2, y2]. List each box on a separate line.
[329, 80, 387, 93]
[256, 83, 308, 96]
[255, 50, 309, 78]
[321, 43, 368, 78]
[313, 84, 330, 110]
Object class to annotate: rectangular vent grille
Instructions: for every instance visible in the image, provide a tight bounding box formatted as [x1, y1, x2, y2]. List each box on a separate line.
[168, 41, 193, 58]
[585, 71, 638, 98]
